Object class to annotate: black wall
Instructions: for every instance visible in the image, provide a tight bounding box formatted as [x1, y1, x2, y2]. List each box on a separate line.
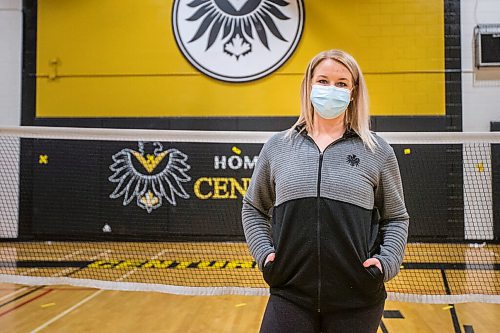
[20, 139, 263, 241]
[17, 139, 467, 242]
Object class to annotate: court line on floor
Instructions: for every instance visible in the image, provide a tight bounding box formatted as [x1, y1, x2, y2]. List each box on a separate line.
[48, 250, 113, 279]
[0, 249, 115, 320]
[0, 286, 47, 309]
[31, 289, 104, 333]
[0, 250, 103, 311]
[116, 250, 167, 282]
[30, 249, 165, 332]
[440, 269, 461, 333]
[0, 289, 52, 318]
[380, 320, 389, 333]
[20, 250, 83, 276]
[0, 286, 30, 302]
[2, 249, 84, 296]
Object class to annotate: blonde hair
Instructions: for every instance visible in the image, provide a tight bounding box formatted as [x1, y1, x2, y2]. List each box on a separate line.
[290, 49, 376, 151]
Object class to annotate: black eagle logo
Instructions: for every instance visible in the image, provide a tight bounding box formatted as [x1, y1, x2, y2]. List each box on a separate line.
[346, 154, 360, 167]
[186, 0, 290, 59]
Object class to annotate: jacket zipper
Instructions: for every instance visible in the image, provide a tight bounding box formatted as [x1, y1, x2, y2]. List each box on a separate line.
[304, 133, 348, 313]
[317, 153, 323, 313]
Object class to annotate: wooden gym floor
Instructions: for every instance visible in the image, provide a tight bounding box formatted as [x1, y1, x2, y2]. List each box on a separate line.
[0, 242, 498, 332]
[0, 284, 499, 332]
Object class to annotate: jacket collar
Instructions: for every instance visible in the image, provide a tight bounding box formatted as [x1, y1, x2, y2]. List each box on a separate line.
[294, 124, 359, 139]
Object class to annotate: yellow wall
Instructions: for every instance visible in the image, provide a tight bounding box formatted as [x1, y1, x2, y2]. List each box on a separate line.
[36, 0, 445, 117]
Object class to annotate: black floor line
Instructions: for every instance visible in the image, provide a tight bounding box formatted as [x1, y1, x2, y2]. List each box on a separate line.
[383, 310, 404, 319]
[0, 285, 45, 309]
[449, 305, 462, 333]
[0, 266, 85, 309]
[1, 260, 499, 270]
[463, 324, 475, 333]
[440, 269, 461, 333]
[379, 320, 389, 333]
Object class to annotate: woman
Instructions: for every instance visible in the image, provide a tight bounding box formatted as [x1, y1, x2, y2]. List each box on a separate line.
[242, 49, 409, 333]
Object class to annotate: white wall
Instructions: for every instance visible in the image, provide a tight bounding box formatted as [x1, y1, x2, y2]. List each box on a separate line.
[0, 0, 22, 126]
[0, 0, 21, 238]
[461, 0, 500, 132]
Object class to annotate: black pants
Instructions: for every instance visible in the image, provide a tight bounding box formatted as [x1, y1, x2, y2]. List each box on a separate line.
[260, 295, 384, 333]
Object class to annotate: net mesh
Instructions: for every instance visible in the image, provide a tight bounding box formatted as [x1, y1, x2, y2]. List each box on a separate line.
[0, 127, 499, 303]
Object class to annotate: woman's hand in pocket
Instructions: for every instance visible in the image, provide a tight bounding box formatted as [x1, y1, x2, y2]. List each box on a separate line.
[363, 257, 382, 273]
[264, 252, 275, 267]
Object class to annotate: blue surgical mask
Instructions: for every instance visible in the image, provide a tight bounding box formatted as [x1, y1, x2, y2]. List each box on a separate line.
[310, 85, 351, 119]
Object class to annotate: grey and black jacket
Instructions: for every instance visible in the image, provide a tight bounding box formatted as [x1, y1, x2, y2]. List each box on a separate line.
[242, 126, 409, 311]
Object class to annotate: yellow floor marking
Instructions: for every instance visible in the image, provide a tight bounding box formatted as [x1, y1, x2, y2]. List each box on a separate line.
[41, 303, 56, 308]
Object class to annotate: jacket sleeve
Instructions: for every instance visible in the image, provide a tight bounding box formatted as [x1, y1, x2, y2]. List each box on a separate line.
[241, 142, 276, 271]
[373, 148, 410, 282]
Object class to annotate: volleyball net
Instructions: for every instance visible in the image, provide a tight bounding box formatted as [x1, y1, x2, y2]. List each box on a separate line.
[0, 126, 499, 303]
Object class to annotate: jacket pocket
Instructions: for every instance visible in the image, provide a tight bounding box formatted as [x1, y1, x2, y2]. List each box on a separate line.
[262, 261, 275, 286]
[366, 265, 384, 282]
